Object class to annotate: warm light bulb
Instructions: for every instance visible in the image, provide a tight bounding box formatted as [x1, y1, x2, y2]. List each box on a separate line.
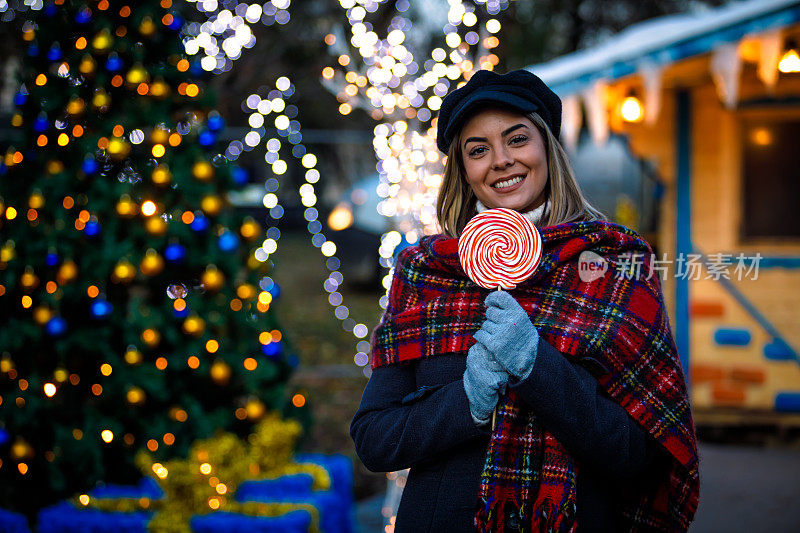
[751, 127, 772, 146]
[621, 96, 644, 123]
[126, 386, 145, 405]
[44, 383, 56, 397]
[779, 48, 800, 73]
[328, 204, 354, 231]
[101, 430, 114, 443]
[258, 292, 273, 305]
[141, 201, 157, 216]
[152, 463, 169, 479]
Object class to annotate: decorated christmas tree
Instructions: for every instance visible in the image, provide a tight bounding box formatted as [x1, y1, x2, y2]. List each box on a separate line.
[0, 0, 296, 517]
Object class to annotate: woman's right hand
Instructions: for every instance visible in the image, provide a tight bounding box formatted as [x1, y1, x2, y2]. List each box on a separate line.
[463, 341, 509, 425]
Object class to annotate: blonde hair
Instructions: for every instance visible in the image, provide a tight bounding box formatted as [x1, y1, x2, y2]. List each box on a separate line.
[435, 111, 605, 238]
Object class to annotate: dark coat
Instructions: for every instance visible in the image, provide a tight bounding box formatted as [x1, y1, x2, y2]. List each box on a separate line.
[351, 337, 665, 532]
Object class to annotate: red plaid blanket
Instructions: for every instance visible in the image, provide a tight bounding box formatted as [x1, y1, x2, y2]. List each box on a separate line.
[371, 220, 699, 531]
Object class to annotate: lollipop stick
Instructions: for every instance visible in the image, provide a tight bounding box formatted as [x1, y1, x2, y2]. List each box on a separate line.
[492, 285, 501, 430]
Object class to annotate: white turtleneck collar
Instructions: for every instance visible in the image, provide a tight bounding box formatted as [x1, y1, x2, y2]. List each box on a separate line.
[475, 199, 548, 226]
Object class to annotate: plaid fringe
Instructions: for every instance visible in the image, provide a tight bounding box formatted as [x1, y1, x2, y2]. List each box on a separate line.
[372, 221, 699, 532]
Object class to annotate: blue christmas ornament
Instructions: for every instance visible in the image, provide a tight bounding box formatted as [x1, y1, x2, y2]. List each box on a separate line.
[84, 220, 101, 237]
[75, 8, 92, 24]
[14, 92, 27, 106]
[207, 115, 225, 132]
[47, 43, 63, 61]
[164, 243, 187, 263]
[217, 231, 239, 252]
[46, 317, 67, 336]
[269, 283, 281, 299]
[105, 53, 123, 72]
[0, 428, 9, 447]
[82, 157, 99, 174]
[190, 215, 210, 232]
[190, 61, 204, 77]
[46, 253, 59, 266]
[90, 300, 113, 319]
[173, 306, 189, 318]
[33, 115, 49, 133]
[262, 341, 283, 358]
[167, 13, 184, 30]
[45, 4, 58, 16]
[231, 166, 248, 185]
[198, 130, 216, 147]
[27, 44, 39, 57]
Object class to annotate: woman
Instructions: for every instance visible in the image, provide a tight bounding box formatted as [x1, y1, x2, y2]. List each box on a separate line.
[351, 69, 699, 532]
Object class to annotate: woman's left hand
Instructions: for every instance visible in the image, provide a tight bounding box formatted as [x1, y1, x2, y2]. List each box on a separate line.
[473, 290, 539, 380]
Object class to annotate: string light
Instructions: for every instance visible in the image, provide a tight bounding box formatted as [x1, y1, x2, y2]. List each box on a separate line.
[183, 1, 293, 74]
[324, 0, 514, 326]
[152, 462, 169, 479]
[292, 393, 306, 407]
[621, 92, 644, 123]
[230, 76, 369, 365]
[779, 39, 800, 73]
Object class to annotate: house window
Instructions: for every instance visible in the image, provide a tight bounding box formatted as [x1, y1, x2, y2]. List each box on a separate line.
[742, 120, 800, 239]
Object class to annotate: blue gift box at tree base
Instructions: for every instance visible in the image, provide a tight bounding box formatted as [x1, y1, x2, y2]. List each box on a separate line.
[190, 510, 312, 532]
[0, 509, 31, 533]
[23, 454, 353, 533]
[34, 505, 312, 533]
[37, 503, 154, 533]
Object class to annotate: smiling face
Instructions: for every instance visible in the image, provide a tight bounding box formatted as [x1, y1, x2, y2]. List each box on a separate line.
[460, 108, 548, 213]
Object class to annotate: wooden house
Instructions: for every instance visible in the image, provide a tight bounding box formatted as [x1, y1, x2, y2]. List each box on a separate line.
[530, 0, 800, 422]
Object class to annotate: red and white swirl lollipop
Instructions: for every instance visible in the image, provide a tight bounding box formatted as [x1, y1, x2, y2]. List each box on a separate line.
[458, 208, 542, 290]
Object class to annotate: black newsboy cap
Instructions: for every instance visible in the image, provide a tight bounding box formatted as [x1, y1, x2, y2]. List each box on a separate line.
[436, 69, 562, 153]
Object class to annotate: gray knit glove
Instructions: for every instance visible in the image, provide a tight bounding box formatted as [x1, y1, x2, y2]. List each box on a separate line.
[463, 341, 508, 425]
[473, 290, 539, 380]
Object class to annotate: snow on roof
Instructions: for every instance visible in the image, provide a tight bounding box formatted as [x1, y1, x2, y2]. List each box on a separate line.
[526, 0, 800, 96]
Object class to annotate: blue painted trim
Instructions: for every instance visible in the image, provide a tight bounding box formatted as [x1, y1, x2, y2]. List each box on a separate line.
[765, 338, 797, 360]
[709, 253, 800, 270]
[713, 328, 752, 346]
[775, 392, 800, 413]
[676, 90, 692, 378]
[545, 5, 800, 96]
[759, 256, 800, 269]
